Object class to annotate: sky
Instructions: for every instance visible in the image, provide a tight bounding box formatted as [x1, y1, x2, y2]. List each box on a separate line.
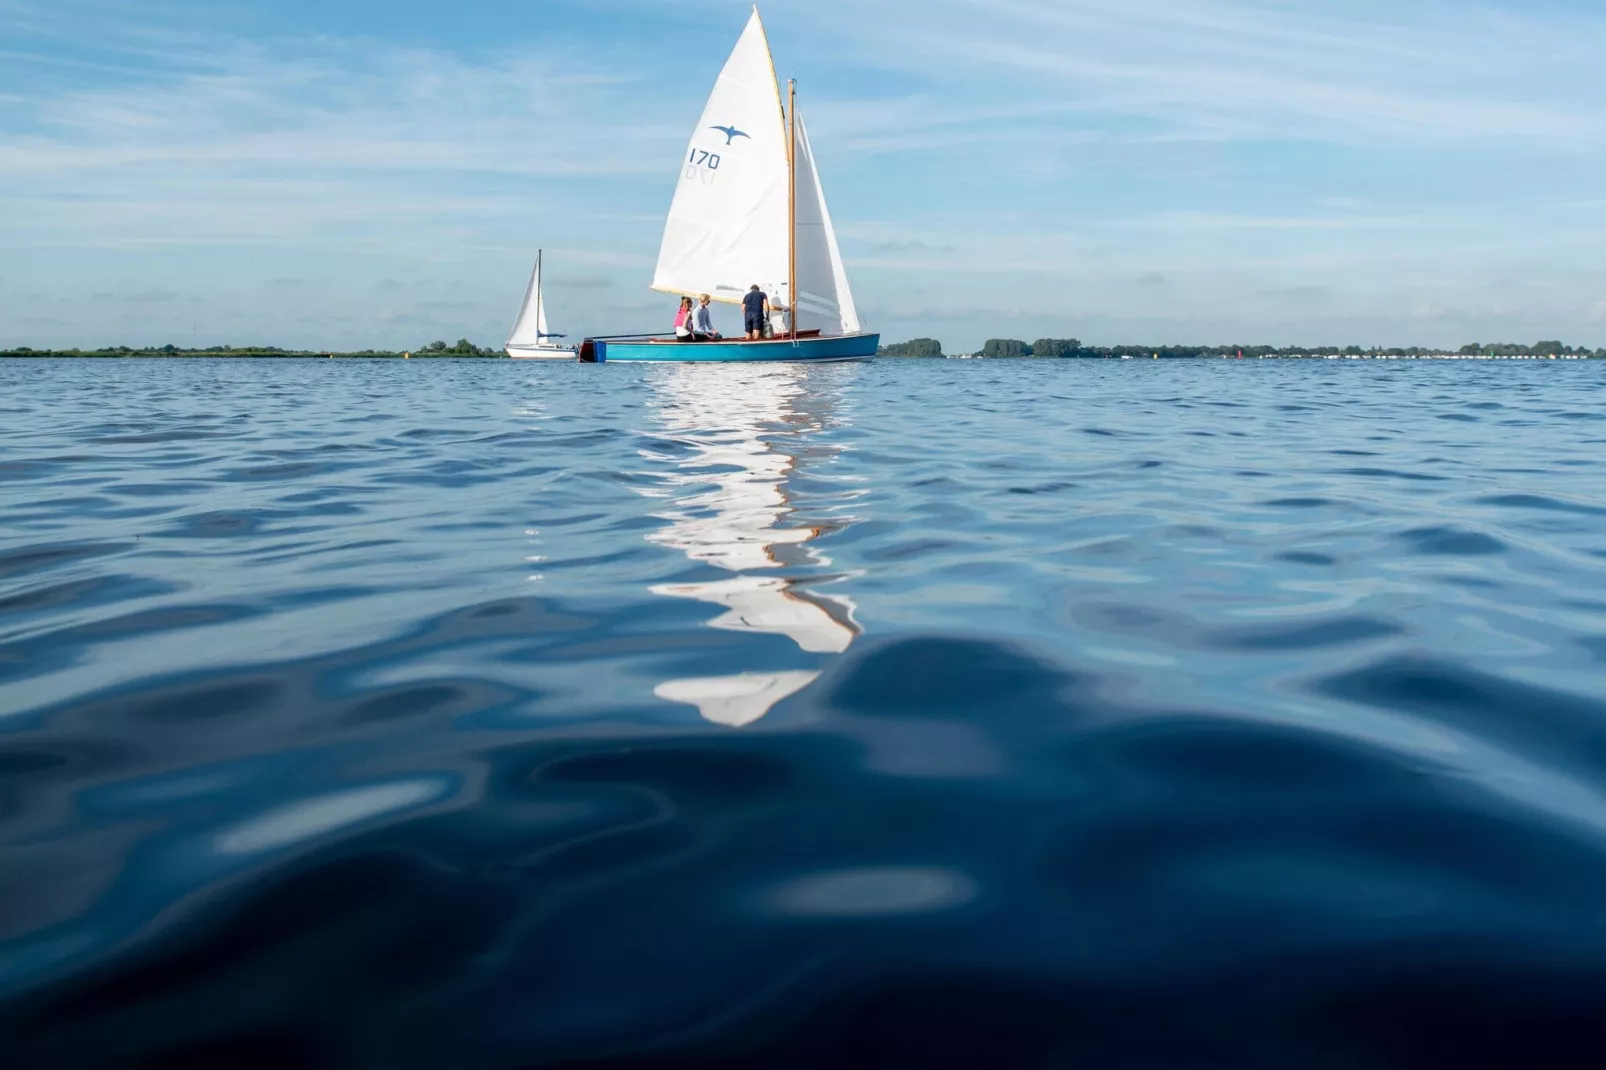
[2, 0, 1604, 353]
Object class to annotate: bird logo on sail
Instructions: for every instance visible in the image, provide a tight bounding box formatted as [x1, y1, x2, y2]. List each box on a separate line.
[709, 125, 750, 145]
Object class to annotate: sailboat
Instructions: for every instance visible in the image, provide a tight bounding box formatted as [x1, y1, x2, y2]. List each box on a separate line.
[594, 8, 877, 363]
[505, 249, 574, 359]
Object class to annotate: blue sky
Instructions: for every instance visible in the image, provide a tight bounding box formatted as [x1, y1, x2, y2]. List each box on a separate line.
[2, 0, 1604, 352]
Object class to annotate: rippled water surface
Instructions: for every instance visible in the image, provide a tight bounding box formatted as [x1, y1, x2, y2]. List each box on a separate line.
[4, 356, 1606, 1067]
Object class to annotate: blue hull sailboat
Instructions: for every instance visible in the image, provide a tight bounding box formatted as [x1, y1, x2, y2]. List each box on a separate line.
[596, 8, 876, 364]
[597, 334, 873, 363]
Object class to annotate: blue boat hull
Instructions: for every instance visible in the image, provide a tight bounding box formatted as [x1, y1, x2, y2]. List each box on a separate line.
[596, 333, 878, 363]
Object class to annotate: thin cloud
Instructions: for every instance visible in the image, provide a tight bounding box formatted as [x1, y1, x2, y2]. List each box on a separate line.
[862, 305, 1043, 324]
[547, 274, 617, 290]
[1122, 212, 1389, 231]
[873, 239, 956, 255]
[122, 288, 182, 303]
[814, 0, 1603, 145]
[0, 27, 677, 181]
[1259, 286, 1329, 302]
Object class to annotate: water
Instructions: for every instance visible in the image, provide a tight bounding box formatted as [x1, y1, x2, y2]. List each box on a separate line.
[3, 356, 1606, 1067]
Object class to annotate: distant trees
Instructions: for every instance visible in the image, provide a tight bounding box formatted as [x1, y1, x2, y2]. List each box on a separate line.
[954, 339, 1603, 360]
[5, 335, 1598, 361]
[981, 338, 1032, 358]
[1457, 340, 1586, 357]
[880, 338, 944, 357]
[416, 339, 499, 356]
[2, 344, 416, 358]
[1030, 338, 1082, 358]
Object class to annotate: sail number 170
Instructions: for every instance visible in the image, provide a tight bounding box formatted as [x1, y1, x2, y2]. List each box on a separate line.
[685, 149, 721, 185]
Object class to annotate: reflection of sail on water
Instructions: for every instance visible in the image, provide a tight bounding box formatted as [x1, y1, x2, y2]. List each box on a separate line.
[641, 364, 858, 726]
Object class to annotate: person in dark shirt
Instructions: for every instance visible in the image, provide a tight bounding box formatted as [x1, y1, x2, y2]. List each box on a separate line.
[741, 285, 769, 341]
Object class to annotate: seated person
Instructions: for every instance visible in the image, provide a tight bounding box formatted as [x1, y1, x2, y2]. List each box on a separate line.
[673, 297, 694, 341]
[689, 294, 721, 341]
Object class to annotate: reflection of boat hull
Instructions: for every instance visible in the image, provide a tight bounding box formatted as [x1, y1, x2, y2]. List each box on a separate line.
[597, 333, 877, 363]
[506, 344, 575, 359]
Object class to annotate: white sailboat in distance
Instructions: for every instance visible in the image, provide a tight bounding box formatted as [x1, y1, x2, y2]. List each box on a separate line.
[505, 249, 574, 359]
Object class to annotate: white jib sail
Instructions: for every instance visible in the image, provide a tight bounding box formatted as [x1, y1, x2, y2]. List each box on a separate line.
[651, 9, 790, 305]
[792, 108, 861, 336]
[507, 254, 552, 345]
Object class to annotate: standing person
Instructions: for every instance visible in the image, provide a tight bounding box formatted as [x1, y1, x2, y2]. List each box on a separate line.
[673, 296, 694, 342]
[741, 284, 768, 341]
[690, 294, 721, 342]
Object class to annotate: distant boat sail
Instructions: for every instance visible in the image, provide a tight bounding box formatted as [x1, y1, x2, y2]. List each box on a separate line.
[595, 7, 876, 363]
[506, 249, 573, 359]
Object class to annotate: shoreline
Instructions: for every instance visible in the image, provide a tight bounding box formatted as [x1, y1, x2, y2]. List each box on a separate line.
[0, 351, 499, 360]
[4, 351, 1601, 362]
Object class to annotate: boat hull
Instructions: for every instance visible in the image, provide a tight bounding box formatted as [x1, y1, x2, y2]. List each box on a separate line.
[506, 344, 576, 359]
[596, 333, 878, 363]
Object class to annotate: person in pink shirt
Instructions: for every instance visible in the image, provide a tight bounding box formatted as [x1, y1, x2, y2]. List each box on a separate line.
[673, 296, 694, 342]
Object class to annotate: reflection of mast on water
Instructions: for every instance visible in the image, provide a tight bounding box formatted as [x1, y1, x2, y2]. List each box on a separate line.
[641, 364, 858, 726]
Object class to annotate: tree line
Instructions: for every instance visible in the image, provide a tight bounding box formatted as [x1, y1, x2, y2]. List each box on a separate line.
[0, 339, 507, 358]
[879, 338, 944, 357]
[879, 338, 1606, 359]
[12, 337, 1604, 360]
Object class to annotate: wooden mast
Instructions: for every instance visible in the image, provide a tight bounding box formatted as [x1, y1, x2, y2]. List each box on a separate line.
[788, 79, 797, 340]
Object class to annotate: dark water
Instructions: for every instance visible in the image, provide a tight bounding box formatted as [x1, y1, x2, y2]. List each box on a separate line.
[3, 356, 1606, 1068]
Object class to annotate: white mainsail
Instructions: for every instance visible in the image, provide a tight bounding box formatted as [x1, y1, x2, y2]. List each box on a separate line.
[650, 9, 790, 305]
[507, 251, 553, 346]
[791, 108, 861, 337]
